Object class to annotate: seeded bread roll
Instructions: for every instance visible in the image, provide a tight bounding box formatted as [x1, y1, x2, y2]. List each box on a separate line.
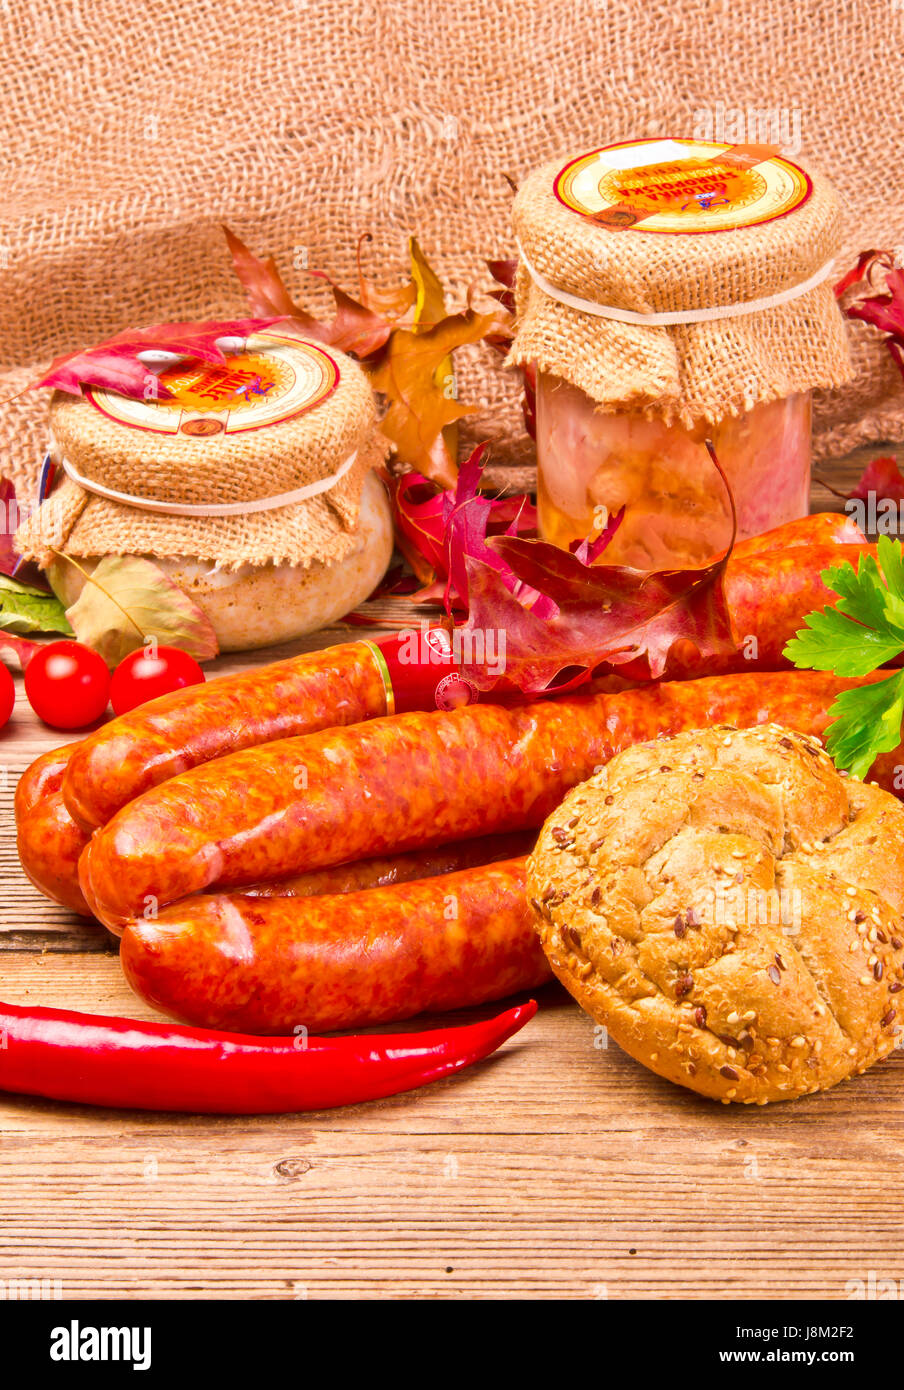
[527, 724, 904, 1104]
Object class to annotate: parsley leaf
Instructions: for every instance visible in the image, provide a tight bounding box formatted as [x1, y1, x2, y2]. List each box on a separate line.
[824, 672, 904, 781]
[783, 538, 904, 776]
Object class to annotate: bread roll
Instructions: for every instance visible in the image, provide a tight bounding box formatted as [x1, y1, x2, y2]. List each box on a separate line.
[528, 723, 904, 1104]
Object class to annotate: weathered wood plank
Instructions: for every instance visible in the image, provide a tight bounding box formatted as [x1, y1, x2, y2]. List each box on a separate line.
[2, 449, 903, 1300]
[2, 958, 904, 1299]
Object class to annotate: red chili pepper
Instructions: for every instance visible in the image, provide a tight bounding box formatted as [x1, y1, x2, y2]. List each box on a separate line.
[0, 998, 536, 1114]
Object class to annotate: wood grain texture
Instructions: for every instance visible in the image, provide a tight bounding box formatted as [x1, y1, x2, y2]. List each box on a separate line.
[2, 450, 903, 1301]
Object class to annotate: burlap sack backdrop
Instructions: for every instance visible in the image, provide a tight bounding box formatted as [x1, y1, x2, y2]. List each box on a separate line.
[2, 0, 902, 507]
[16, 339, 387, 570]
[510, 153, 851, 426]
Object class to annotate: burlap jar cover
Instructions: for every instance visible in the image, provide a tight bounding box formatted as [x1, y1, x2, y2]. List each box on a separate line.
[16, 328, 389, 572]
[508, 141, 853, 427]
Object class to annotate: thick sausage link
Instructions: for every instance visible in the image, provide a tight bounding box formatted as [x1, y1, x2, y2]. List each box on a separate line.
[619, 543, 877, 681]
[80, 671, 890, 930]
[718, 545, 878, 673]
[731, 513, 865, 558]
[63, 640, 389, 831]
[18, 749, 531, 914]
[120, 858, 549, 1033]
[15, 745, 93, 916]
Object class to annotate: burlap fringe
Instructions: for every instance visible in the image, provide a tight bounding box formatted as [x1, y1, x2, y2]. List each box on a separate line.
[509, 153, 853, 427]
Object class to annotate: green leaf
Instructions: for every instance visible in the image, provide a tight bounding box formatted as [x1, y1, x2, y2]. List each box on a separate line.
[0, 574, 72, 636]
[785, 538, 904, 779]
[784, 541, 904, 675]
[783, 604, 904, 676]
[878, 533, 904, 634]
[824, 671, 904, 780]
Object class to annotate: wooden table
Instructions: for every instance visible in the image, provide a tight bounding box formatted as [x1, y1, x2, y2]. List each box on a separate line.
[2, 447, 900, 1302]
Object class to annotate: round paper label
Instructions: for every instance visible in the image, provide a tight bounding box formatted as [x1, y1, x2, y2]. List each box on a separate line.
[85, 331, 340, 435]
[554, 138, 812, 235]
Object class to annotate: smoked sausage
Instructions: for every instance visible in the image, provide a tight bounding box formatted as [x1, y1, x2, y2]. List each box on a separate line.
[15, 745, 92, 916]
[731, 512, 865, 558]
[17, 737, 531, 913]
[63, 639, 391, 831]
[59, 523, 872, 836]
[617, 543, 877, 682]
[80, 670, 893, 930]
[119, 857, 550, 1033]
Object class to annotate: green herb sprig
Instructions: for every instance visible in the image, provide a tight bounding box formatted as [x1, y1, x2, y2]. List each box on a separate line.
[784, 535, 904, 780]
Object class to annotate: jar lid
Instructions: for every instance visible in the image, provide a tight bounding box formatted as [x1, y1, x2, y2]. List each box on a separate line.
[553, 138, 813, 237]
[16, 327, 388, 570]
[82, 332, 341, 440]
[509, 139, 852, 424]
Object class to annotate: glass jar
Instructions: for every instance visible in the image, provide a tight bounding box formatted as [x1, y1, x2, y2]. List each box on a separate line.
[536, 374, 812, 569]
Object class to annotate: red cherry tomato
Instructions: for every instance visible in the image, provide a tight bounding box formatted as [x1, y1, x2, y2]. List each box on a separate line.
[110, 645, 205, 716]
[0, 662, 14, 730]
[24, 641, 111, 729]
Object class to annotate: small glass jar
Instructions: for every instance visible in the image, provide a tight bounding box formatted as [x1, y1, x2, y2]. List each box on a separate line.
[536, 375, 812, 569]
[510, 138, 851, 571]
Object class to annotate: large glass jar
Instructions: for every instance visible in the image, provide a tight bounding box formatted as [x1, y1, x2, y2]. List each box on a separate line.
[536, 374, 812, 569]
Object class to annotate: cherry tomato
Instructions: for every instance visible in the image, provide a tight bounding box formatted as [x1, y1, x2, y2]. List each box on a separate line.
[0, 663, 15, 730]
[24, 641, 111, 729]
[110, 645, 205, 716]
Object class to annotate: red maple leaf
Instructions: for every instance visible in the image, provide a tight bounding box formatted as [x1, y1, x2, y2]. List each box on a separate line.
[838, 250, 904, 385]
[224, 226, 404, 361]
[847, 455, 904, 504]
[385, 446, 538, 604]
[386, 444, 735, 694]
[31, 318, 282, 399]
[460, 536, 735, 692]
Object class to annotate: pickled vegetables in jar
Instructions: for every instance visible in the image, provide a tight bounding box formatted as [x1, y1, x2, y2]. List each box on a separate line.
[536, 375, 812, 569]
[509, 138, 852, 569]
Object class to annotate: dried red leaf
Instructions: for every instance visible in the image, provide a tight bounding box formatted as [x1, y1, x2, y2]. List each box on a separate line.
[387, 474, 450, 590]
[848, 264, 904, 344]
[222, 227, 299, 316]
[456, 440, 737, 693]
[225, 226, 393, 360]
[570, 508, 625, 564]
[386, 447, 538, 605]
[0, 634, 39, 668]
[485, 258, 517, 319]
[31, 318, 281, 400]
[839, 250, 904, 389]
[834, 251, 888, 300]
[461, 539, 736, 692]
[847, 455, 904, 504]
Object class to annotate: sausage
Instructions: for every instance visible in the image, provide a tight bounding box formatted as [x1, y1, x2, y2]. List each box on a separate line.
[718, 545, 874, 672]
[63, 639, 390, 831]
[60, 514, 868, 835]
[245, 829, 535, 898]
[618, 543, 877, 681]
[80, 670, 892, 930]
[119, 857, 550, 1033]
[732, 512, 865, 558]
[16, 741, 531, 912]
[59, 522, 870, 835]
[15, 745, 92, 916]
